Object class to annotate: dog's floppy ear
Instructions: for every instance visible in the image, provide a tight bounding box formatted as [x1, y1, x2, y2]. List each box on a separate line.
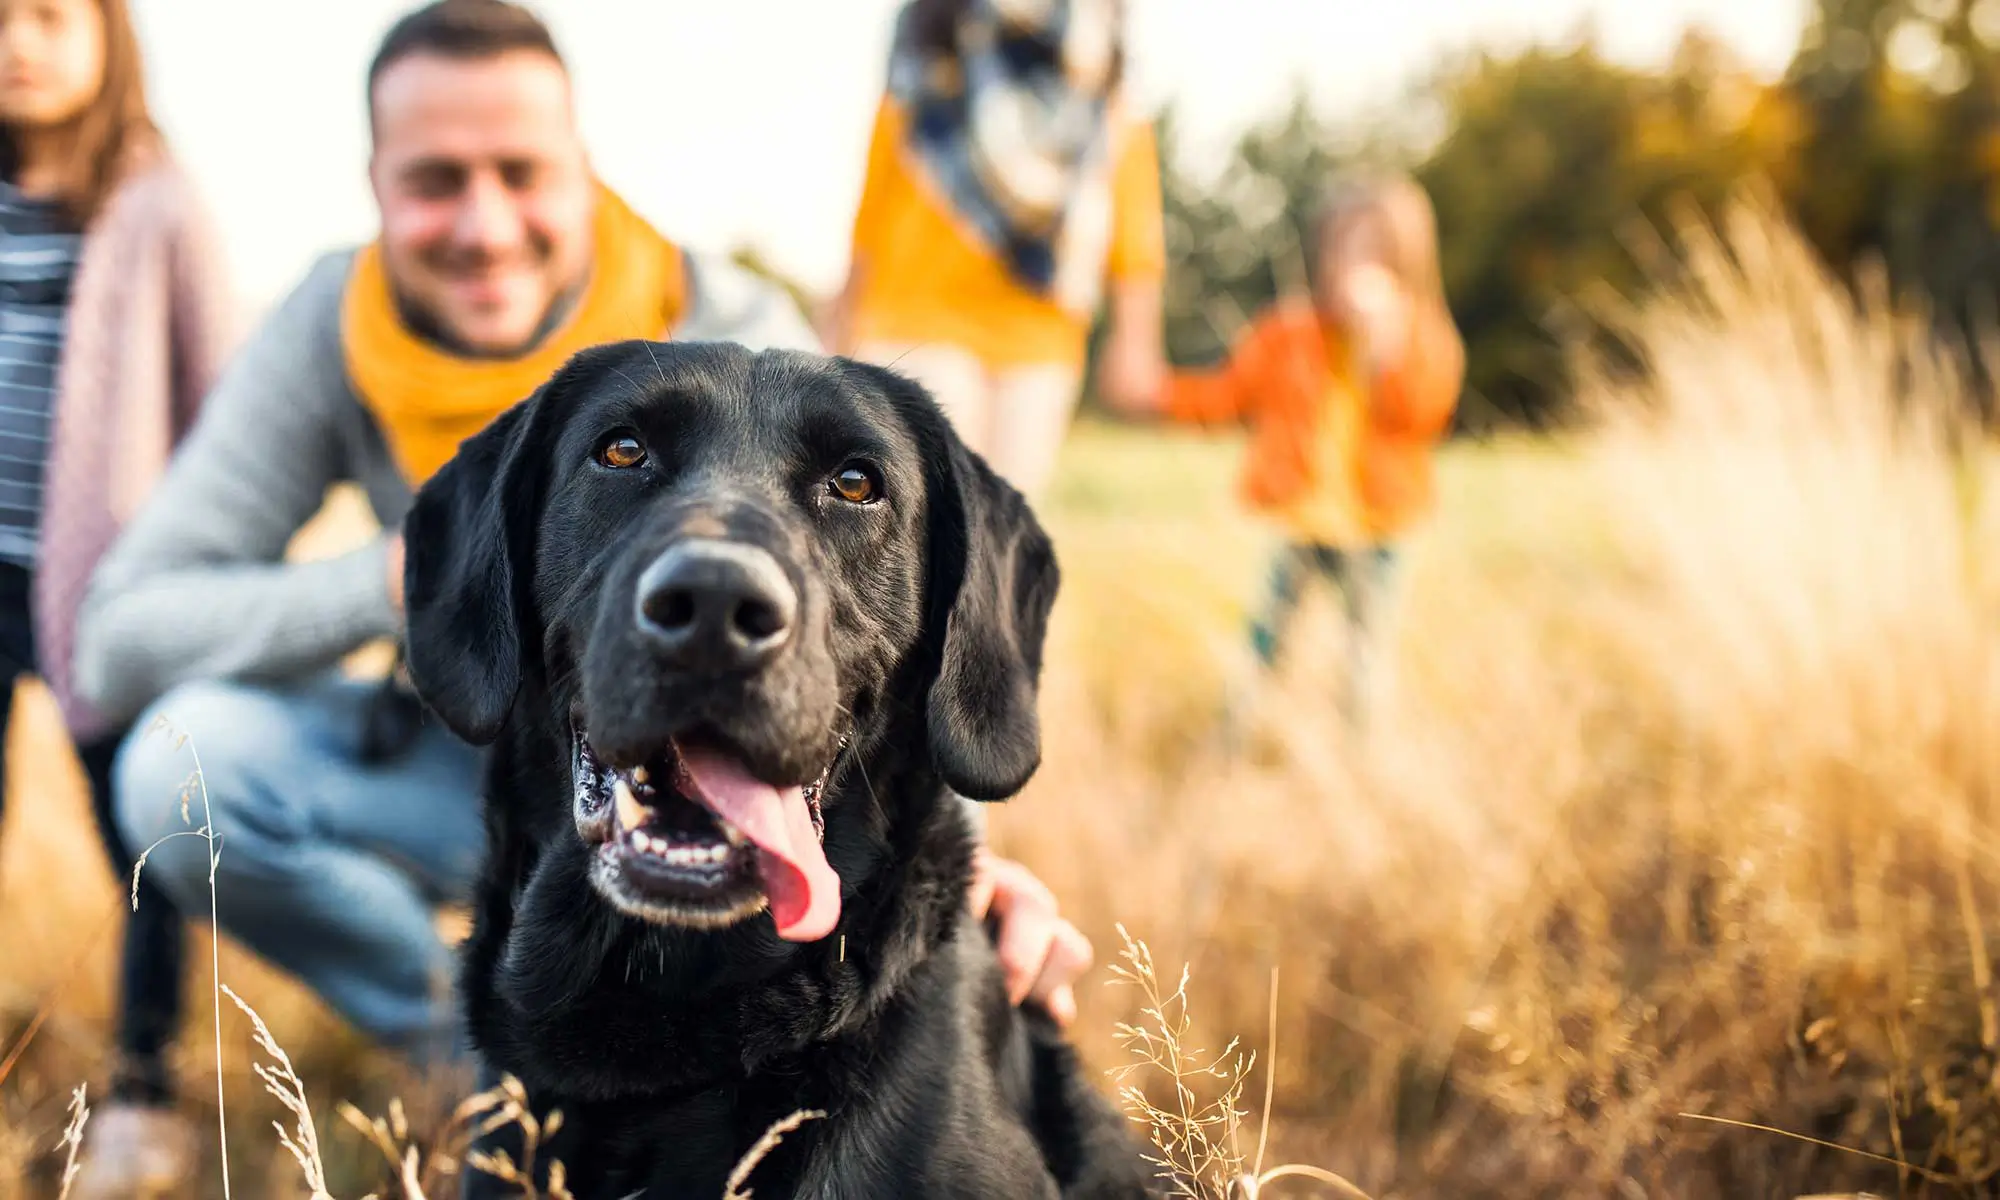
[883, 373, 1060, 801]
[927, 440, 1059, 799]
[402, 381, 551, 746]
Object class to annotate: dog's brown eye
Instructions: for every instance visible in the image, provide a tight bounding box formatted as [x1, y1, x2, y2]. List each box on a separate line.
[597, 435, 647, 470]
[830, 466, 878, 505]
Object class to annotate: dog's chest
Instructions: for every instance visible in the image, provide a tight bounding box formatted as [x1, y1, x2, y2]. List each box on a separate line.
[609, 1013, 1055, 1200]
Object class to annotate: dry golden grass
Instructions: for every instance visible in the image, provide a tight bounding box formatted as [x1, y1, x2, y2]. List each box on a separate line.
[1004, 201, 2000, 1197]
[4, 199, 1998, 1196]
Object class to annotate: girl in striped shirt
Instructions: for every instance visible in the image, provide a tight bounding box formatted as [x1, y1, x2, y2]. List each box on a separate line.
[0, 0, 234, 1190]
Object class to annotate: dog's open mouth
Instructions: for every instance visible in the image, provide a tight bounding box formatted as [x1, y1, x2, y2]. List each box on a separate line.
[572, 730, 844, 942]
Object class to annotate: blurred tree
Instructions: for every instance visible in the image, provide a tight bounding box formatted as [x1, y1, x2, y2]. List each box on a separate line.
[1149, 38, 1778, 428]
[1155, 97, 1350, 370]
[1778, 0, 2000, 370]
[1419, 36, 1789, 425]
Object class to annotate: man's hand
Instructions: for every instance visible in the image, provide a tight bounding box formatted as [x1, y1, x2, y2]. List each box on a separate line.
[385, 534, 406, 614]
[970, 848, 1094, 1027]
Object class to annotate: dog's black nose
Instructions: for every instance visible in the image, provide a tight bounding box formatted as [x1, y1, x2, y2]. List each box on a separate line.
[635, 540, 798, 672]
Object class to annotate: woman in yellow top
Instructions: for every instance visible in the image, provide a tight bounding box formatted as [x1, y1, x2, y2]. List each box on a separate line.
[825, 0, 1166, 501]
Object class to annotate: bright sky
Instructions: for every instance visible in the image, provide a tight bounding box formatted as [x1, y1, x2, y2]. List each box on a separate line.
[131, 0, 1809, 310]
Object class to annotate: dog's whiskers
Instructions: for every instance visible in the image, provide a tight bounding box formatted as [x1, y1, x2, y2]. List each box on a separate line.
[604, 363, 654, 400]
[853, 755, 885, 822]
[641, 339, 669, 389]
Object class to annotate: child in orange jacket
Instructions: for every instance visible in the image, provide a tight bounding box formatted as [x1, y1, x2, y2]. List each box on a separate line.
[1137, 171, 1465, 726]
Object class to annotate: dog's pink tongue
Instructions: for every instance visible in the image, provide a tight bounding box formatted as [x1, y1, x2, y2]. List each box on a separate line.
[677, 746, 840, 943]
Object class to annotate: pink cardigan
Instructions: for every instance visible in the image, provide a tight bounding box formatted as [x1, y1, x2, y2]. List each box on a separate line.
[33, 156, 236, 742]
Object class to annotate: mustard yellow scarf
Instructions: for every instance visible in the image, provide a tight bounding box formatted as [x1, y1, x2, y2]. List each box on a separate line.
[342, 184, 686, 485]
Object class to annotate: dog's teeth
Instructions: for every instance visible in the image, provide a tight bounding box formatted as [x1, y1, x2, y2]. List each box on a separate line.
[719, 820, 746, 848]
[612, 778, 653, 832]
[632, 765, 649, 786]
[628, 830, 647, 851]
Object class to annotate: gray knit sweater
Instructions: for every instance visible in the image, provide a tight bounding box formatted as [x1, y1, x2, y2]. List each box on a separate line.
[75, 247, 820, 725]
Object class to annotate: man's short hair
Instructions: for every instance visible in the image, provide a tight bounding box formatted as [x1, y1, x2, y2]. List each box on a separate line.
[368, 0, 565, 124]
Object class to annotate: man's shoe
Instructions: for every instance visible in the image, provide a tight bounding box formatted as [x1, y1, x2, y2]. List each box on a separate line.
[67, 1102, 198, 1199]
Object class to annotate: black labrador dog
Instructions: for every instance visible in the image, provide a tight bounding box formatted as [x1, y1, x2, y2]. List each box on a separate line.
[402, 340, 1155, 1199]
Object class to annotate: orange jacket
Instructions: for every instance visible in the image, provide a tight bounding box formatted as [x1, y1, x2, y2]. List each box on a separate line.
[1165, 299, 1464, 540]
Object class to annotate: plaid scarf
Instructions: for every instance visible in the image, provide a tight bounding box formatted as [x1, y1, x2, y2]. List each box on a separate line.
[889, 0, 1123, 310]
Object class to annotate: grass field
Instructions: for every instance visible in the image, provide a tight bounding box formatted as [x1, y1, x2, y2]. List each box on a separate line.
[6, 204, 2000, 1197]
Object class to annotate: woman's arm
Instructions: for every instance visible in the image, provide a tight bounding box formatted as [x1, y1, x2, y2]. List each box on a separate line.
[1097, 117, 1168, 412]
[823, 98, 903, 355]
[161, 166, 239, 436]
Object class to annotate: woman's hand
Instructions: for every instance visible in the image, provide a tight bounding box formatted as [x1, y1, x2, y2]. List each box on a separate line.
[1098, 324, 1165, 416]
[1097, 280, 1167, 416]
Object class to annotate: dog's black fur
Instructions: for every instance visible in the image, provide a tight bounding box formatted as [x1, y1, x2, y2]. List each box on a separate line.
[403, 342, 1154, 1199]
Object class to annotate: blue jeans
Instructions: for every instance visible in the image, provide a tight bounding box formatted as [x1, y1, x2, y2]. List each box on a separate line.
[112, 674, 485, 1062]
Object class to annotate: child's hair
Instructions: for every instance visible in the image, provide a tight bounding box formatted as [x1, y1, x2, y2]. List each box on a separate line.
[0, 0, 157, 229]
[1311, 168, 1464, 374]
[1311, 169, 1448, 309]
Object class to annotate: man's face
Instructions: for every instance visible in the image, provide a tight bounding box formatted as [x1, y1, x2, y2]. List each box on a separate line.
[368, 49, 594, 358]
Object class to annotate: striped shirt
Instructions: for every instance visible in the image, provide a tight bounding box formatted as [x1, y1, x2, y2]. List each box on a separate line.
[0, 181, 79, 566]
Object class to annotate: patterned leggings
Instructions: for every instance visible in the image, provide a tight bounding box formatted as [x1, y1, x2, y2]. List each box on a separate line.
[1249, 542, 1401, 725]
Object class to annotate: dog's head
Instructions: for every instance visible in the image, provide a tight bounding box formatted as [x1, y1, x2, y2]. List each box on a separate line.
[403, 341, 1057, 945]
